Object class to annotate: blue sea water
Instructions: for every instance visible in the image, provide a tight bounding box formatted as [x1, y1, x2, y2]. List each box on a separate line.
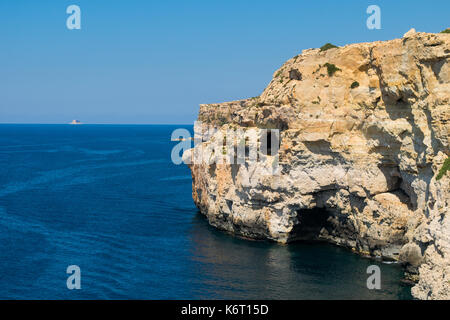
[0, 124, 412, 300]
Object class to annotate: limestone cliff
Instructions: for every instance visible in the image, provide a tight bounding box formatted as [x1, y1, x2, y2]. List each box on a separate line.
[185, 30, 450, 300]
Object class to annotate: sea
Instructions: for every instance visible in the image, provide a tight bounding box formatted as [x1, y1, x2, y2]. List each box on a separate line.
[0, 124, 412, 299]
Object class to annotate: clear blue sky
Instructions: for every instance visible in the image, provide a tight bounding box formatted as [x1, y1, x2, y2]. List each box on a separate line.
[1, 0, 448, 124]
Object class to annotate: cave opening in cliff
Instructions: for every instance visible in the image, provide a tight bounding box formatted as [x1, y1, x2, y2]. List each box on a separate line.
[289, 208, 334, 242]
[245, 137, 250, 158]
[260, 130, 280, 156]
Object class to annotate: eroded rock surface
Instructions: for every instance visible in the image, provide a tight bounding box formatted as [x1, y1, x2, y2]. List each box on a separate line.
[186, 31, 450, 300]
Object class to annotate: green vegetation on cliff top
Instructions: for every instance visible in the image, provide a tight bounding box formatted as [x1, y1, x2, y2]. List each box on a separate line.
[320, 43, 338, 51]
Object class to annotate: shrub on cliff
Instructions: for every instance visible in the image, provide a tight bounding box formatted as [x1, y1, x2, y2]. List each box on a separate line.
[320, 43, 338, 51]
[436, 157, 450, 180]
[440, 28, 450, 34]
[351, 81, 360, 89]
[324, 63, 341, 76]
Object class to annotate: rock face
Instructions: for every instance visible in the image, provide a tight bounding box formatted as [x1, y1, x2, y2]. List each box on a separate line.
[185, 32, 450, 299]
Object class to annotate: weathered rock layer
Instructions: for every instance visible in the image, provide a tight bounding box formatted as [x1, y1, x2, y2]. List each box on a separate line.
[186, 31, 449, 300]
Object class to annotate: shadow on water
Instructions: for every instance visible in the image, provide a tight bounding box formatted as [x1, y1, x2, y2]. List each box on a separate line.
[187, 213, 412, 300]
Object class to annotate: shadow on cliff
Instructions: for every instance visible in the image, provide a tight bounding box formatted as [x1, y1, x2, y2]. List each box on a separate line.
[383, 94, 434, 216]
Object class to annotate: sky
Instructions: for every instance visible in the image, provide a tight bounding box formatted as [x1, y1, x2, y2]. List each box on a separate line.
[0, 0, 448, 124]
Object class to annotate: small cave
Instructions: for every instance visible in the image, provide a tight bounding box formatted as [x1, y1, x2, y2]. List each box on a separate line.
[396, 97, 407, 105]
[289, 208, 334, 242]
[244, 137, 250, 158]
[289, 207, 357, 245]
[260, 131, 281, 156]
[289, 69, 302, 81]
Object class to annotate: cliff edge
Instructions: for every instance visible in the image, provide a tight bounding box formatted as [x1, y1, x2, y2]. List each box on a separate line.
[186, 30, 450, 300]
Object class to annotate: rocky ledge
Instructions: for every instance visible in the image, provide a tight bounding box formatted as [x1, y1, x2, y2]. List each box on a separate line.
[185, 30, 449, 300]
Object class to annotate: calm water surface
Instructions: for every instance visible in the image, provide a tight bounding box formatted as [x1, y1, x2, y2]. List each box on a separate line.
[0, 125, 412, 299]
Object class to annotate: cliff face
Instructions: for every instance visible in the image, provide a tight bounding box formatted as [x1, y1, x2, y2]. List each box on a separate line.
[186, 31, 450, 299]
